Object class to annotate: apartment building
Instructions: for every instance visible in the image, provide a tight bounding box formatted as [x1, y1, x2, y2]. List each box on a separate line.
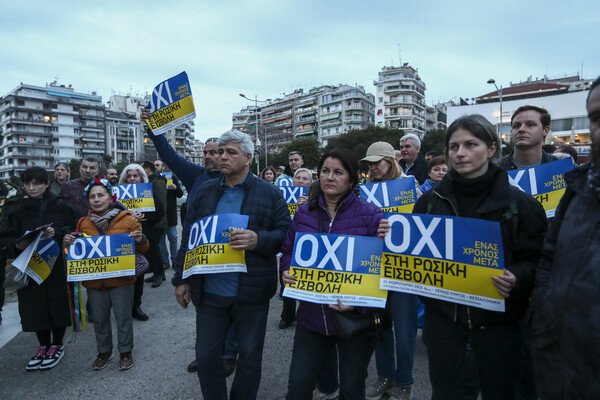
[0, 82, 105, 179]
[373, 63, 427, 137]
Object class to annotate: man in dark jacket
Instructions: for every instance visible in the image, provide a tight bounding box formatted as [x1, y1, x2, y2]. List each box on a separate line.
[530, 76, 600, 399]
[59, 157, 99, 218]
[173, 130, 290, 400]
[498, 105, 559, 170]
[398, 134, 428, 185]
[0, 181, 23, 324]
[154, 160, 183, 270]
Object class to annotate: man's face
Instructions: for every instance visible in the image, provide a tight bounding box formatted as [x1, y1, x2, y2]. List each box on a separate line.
[154, 160, 165, 173]
[587, 86, 600, 163]
[288, 153, 304, 173]
[203, 141, 220, 171]
[511, 110, 550, 150]
[80, 160, 99, 183]
[105, 169, 119, 185]
[219, 142, 251, 176]
[399, 139, 419, 164]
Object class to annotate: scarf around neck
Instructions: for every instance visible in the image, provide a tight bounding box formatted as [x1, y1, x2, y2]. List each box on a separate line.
[89, 206, 121, 233]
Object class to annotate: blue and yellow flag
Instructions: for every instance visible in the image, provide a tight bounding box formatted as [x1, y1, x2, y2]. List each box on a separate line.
[381, 212, 505, 312]
[146, 71, 196, 135]
[359, 177, 417, 213]
[66, 234, 136, 281]
[279, 186, 308, 216]
[183, 213, 249, 278]
[113, 183, 155, 212]
[284, 233, 387, 308]
[507, 158, 573, 218]
[161, 172, 174, 187]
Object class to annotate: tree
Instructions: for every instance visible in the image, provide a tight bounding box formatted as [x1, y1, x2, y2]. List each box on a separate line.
[420, 129, 446, 155]
[325, 126, 405, 162]
[69, 159, 81, 179]
[254, 138, 323, 172]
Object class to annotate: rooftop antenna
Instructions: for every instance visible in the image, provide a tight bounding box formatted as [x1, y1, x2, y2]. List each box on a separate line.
[397, 43, 402, 65]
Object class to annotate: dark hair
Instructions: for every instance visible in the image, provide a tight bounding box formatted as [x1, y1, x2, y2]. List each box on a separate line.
[427, 156, 448, 173]
[54, 162, 70, 172]
[511, 105, 551, 128]
[542, 144, 557, 153]
[445, 114, 501, 161]
[288, 151, 303, 159]
[588, 76, 600, 102]
[259, 166, 277, 182]
[82, 156, 99, 165]
[141, 161, 156, 174]
[21, 166, 49, 185]
[309, 148, 359, 210]
[103, 166, 117, 175]
[555, 145, 578, 164]
[425, 151, 439, 158]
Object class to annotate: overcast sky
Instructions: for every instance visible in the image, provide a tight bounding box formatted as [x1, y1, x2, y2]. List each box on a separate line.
[1, 0, 598, 142]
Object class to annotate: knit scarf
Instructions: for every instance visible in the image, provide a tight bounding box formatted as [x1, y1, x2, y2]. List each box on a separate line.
[587, 162, 600, 201]
[89, 207, 121, 232]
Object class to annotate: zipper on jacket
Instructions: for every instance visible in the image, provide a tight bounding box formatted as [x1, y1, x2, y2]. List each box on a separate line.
[321, 304, 329, 336]
[467, 306, 472, 329]
[318, 203, 338, 335]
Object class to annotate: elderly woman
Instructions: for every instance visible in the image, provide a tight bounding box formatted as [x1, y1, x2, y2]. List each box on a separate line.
[0, 166, 76, 371]
[117, 164, 165, 321]
[420, 155, 449, 193]
[63, 179, 149, 371]
[281, 149, 383, 400]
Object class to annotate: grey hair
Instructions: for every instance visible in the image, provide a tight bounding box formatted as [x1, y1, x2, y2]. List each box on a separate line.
[118, 163, 149, 185]
[293, 168, 314, 184]
[445, 114, 502, 161]
[400, 133, 421, 149]
[218, 130, 254, 160]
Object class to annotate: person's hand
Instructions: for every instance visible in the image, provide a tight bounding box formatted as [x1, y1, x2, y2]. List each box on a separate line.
[297, 195, 307, 206]
[129, 210, 146, 221]
[141, 107, 151, 123]
[329, 299, 355, 312]
[282, 270, 297, 285]
[229, 229, 258, 251]
[63, 234, 75, 247]
[167, 184, 176, 190]
[16, 239, 31, 250]
[492, 270, 517, 298]
[175, 284, 191, 309]
[377, 219, 391, 240]
[41, 227, 55, 239]
[129, 230, 143, 243]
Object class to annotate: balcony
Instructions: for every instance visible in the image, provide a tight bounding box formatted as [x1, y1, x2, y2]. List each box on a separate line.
[4, 116, 52, 126]
[2, 128, 52, 137]
[2, 140, 52, 149]
[384, 99, 425, 109]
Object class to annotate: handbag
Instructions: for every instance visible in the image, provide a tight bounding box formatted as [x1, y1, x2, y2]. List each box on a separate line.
[135, 252, 150, 277]
[334, 309, 392, 340]
[3, 267, 29, 290]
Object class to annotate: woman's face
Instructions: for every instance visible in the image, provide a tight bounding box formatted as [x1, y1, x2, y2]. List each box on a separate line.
[319, 157, 351, 200]
[293, 171, 311, 187]
[368, 159, 391, 182]
[88, 185, 113, 214]
[448, 128, 496, 179]
[264, 169, 275, 182]
[23, 180, 49, 199]
[126, 169, 143, 184]
[54, 165, 69, 181]
[428, 164, 448, 183]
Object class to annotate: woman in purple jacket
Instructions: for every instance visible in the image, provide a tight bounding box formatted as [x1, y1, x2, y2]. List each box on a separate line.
[281, 148, 384, 400]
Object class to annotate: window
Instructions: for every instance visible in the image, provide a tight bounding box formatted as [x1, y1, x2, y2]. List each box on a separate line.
[73, 106, 78, 112]
[52, 104, 57, 109]
[51, 116, 58, 121]
[17, 100, 25, 106]
[53, 138, 59, 142]
[378, 97, 383, 104]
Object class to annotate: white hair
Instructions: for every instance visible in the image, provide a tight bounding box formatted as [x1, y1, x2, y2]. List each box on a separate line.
[118, 164, 149, 185]
[218, 130, 254, 161]
[400, 133, 421, 149]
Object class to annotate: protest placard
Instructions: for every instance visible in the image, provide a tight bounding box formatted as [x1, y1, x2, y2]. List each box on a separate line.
[380, 212, 505, 312]
[507, 157, 573, 218]
[66, 234, 135, 282]
[112, 183, 155, 212]
[277, 177, 294, 187]
[359, 177, 417, 213]
[161, 172, 174, 187]
[279, 186, 308, 216]
[182, 213, 249, 278]
[145, 71, 196, 135]
[283, 232, 387, 308]
[26, 239, 60, 284]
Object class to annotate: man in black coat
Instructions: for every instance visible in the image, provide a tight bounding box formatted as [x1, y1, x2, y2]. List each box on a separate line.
[0, 180, 23, 324]
[398, 134, 428, 185]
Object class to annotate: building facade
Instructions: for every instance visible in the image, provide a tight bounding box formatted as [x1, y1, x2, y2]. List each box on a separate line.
[373, 63, 427, 137]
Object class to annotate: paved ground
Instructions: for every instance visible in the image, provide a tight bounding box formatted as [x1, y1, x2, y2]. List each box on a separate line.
[0, 268, 433, 400]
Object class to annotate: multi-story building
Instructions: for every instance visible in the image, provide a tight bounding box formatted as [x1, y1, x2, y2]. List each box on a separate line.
[0, 82, 105, 179]
[232, 84, 374, 151]
[105, 110, 140, 164]
[374, 63, 427, 137]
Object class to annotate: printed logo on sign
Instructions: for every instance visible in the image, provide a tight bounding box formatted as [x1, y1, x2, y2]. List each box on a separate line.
[146, 72, 196, 135]
[277, 178, 294, 187]
[67, 234, 135, 282]
[113, 183, 155, 212]
[359, 178, 417, 213]
[148, 80, 174, 113]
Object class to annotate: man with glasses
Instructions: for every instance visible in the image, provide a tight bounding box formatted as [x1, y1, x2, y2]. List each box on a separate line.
[275, 151, 305, 185]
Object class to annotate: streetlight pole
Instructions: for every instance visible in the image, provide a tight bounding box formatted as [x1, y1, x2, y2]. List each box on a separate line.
[239, 93, 270, 175]
[487, 79, 503, 136]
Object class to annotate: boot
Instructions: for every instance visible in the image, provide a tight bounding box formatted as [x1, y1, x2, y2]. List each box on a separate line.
[151, 274, 162, 288]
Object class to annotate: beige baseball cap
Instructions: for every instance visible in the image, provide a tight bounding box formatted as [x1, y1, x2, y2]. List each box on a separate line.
[360, 141, 395, 163]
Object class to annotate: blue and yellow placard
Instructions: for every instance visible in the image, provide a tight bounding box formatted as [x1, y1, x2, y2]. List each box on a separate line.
[26, 239, 60, 284]
[161, 172, 174, 187]
[112, 183, 155, 212]
[279, 186, 308, 216]
[277, 177, 294, 187]
[381, 212, 505, 312]
[283, 233, 387, 308]
[66, 234, 135, 282]
[359, 177, 417, 213]
[507, 158, 573, 218]
[146, 71, 196, 135]
[183, 213, 249, 278]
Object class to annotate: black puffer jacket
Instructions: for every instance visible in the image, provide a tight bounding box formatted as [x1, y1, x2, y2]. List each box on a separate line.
[530, 163, 600, 399]
[413, 164, 547, 326]
[173, 172, 291, 305]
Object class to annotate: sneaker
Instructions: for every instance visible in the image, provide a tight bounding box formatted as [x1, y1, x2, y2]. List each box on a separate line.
[365, 377, 395, 400]
[92, 351, 114, 370]
[118, 352, 133, 371]
[26, 346, 47, 371]
[389, 385, 414, 400]
[40, 345, 64, 370]
[313, 388, 339, 400]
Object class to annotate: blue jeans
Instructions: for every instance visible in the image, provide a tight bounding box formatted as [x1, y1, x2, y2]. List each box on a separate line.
[159, 226, 178, 264]
[374, 291, 418, 386]
[286, 324, 376, 400]
[195, 292, 269, 400]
